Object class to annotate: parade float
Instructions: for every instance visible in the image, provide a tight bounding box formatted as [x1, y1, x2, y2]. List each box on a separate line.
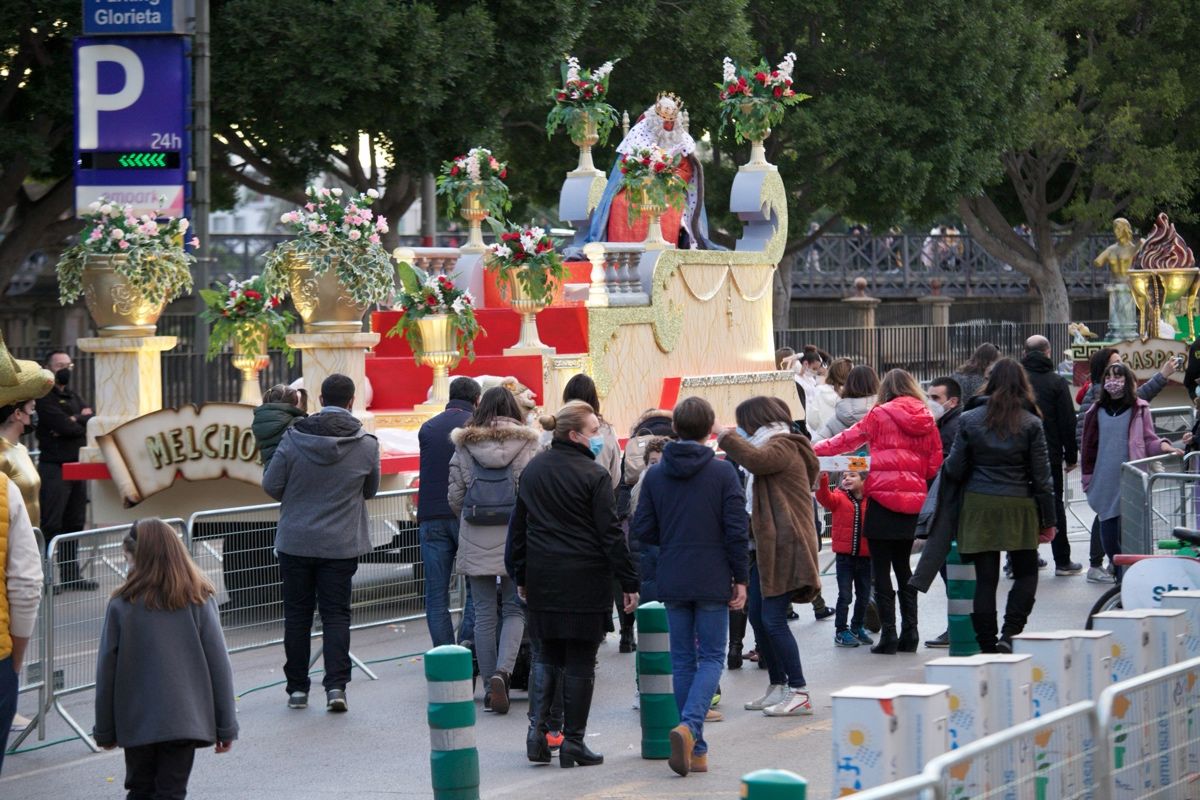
[64, 55, 805, 525]
[1070, 213, 1197, 389]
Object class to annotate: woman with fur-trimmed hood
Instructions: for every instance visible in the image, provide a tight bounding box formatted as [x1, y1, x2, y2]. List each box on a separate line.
[448, 387, 542, 714]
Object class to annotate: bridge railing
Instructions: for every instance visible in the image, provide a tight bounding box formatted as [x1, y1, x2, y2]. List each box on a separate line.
[791, 233, 1112, 299]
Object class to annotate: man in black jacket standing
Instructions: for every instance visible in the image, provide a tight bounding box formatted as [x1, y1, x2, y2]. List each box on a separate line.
[1021, 336, 1083, 575]
[416, 376, 480, 647]
[36, 350, 95, 591]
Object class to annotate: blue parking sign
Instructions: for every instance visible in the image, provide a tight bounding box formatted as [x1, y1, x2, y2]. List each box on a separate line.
[74, 36, 190, 218]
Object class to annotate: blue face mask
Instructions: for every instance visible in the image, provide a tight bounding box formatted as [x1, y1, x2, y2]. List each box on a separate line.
[588, 435, 605, 457]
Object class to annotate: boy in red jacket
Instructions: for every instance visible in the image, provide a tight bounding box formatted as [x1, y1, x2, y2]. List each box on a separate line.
[816, 471, 873, 647]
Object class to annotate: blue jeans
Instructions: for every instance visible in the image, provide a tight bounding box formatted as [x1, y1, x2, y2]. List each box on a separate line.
[0, 657, 16, 774]
[747, 560, 806, 689]
[420, 518, 461, 647]
[835, 553, 872, 632]
[665, 601, 728, 756]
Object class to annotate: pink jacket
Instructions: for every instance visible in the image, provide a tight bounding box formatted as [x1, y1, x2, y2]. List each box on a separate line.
[1080, 397, 1166, 490]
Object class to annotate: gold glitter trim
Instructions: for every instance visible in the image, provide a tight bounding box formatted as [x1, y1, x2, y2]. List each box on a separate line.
[679, 371, 794, 388]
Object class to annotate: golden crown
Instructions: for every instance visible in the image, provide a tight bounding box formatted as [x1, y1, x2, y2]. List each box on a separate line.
[654, 92, 683, 121]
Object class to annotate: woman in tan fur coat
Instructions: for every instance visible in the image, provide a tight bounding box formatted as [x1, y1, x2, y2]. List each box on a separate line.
[448, 387, 542, 714]
[716, 396, 822, 717]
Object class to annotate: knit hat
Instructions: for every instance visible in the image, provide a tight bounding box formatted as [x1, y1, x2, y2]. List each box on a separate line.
[0, 335, 54, 408]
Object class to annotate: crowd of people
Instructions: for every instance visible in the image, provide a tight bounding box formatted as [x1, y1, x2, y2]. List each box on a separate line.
[0, 327, 1186, 791]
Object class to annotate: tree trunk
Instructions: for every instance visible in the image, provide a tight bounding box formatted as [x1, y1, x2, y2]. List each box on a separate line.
[1034, 262, 1071, 325]
[773, 257, 792, 330]
[0, 178, 74, 293]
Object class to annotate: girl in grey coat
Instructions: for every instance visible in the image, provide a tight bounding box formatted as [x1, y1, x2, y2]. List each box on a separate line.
[448, 388, 542, 714]
[94, 519, 237, 798]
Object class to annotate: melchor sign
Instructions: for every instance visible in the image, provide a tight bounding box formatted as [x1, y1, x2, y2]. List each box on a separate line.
[97, 403, 262, 506]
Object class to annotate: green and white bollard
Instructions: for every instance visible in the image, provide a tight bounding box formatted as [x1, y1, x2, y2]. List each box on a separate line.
[741, 769, 807, 799]
[946, 540, 979, 657]
[425, 645, 479, 800]
[636, 601, 679, 759]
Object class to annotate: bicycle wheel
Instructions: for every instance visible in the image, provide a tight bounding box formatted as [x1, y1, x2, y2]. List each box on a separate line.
[1085, 585, 1122, 629]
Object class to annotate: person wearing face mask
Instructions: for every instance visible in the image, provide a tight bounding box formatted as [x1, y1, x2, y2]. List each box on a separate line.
[36, 349, 96, 591]
[510, 400, 638, 768]
[1081, 363, 1182, 577]
[0, 341, 55, 529]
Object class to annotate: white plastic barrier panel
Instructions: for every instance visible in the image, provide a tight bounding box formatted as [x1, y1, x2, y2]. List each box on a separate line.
[832, 685, 904, 796]
[924, 657, 990, 796]
[1092, 611, 1156, 796]
[1160, 589, 1200, 658]
[1012, 633, 1078, 799]
[885, 682, 951, 778]
[1061, 629, 1115, 693]
[1135, 608, 1187, 668]
[974, 654, 1033, 728]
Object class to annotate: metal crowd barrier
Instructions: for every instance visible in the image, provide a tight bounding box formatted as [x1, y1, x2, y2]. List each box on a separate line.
[11, 520, 187, 753]
[925, 702, 1103, 800]
[1096, 656, 1200, 799]
[1119, 453, 1195, 556]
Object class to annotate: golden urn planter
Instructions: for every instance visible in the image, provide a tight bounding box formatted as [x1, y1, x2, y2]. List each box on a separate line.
[461, 188, 488, 252]
[635, 182, 669, 250]
[502, 269, 556, 356]
[570, 113, 601, 174]
[82, 254, 165, 337]
[413, 314, 462, 412]
[232, 324, 271, 405]
[287, 256, 369, 333]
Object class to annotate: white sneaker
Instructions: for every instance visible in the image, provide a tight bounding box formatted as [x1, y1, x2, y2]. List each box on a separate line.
[763, 688, 814, 717]
[744, 684, 787, 711]
[1087, 566, 1115, 584]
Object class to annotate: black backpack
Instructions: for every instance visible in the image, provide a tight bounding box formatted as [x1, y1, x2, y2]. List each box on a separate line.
[461, 462, 517, 526]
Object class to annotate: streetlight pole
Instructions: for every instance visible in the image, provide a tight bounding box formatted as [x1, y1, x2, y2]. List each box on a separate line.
[192, 0, 211, 402]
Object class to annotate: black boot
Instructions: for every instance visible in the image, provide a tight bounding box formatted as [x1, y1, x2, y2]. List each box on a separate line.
[897, 586, 919, 653]
[728, 609, 747, 670]
[618, 623, 636, 654]
[972, 612, 998, 653]
[870, 594, 899, 654]
[559, 675, 603, 768]
[526, 664, 555, 764]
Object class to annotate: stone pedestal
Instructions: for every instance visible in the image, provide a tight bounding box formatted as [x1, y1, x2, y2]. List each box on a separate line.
[1107, 282, 1138, 341]
[918, 294, 953, 327]
[78, 335, 177, 455]
[287, 332, 381, 432]
[842, 293, 882, 367]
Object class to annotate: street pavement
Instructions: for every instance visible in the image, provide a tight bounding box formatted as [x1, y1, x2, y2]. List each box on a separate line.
[1, 535, 1105, 800]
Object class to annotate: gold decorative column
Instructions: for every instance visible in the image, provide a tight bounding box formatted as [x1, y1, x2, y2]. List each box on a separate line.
[286, 331, 381, 432]
[461, 188, 487, 253]
[413, 315, 462, 414]
[77, 335, 178, 456]
[232, 326, 270, 406]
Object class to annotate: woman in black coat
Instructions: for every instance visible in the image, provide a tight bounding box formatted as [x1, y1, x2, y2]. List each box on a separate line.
[510, 400, 639, 768]
[941, 358, 1055, 653]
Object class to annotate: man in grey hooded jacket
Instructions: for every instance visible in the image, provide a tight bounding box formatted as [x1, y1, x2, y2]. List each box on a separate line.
[263, 373, 380, 713]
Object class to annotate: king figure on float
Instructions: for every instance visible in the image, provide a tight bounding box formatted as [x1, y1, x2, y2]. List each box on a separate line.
[584, 94, 720, 249]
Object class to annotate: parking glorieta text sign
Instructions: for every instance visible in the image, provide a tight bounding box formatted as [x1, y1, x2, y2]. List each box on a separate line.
[83, 0, 189, 36]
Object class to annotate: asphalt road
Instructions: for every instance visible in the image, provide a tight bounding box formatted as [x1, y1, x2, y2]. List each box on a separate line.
[1, 534, 1105, 800]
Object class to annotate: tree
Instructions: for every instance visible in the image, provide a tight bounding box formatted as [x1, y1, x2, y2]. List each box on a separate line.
[728, 0, 1059, 327]
[211, 0, 593, 248]
[0, 2, 77, 292]
[958, 0, 1200, 324]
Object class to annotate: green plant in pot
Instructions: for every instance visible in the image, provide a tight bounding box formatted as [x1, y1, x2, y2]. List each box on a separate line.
[57, 198, 196, 337]
[717, 52, 808, 166]
[263, 186, 396, 333]
[200, 275, 295, 404]
[546, 56, 619, 172]
[484, 220, 566, 355]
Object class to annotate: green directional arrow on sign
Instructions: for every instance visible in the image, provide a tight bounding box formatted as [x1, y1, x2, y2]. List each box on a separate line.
[118, 154, 131, 167]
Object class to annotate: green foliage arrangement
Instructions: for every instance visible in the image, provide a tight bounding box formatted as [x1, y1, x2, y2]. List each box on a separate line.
[200, 275, 295, 364]
[56, 198, 196, 307]
[263, 186, 396, 307]
[387, 262, 482, 361]
[717, 53, 807, 143]
[484, 220, 567, 307]
[435, 148, 511, 219]
[618, 147, 688, 223]
[545, 56, 619, 144]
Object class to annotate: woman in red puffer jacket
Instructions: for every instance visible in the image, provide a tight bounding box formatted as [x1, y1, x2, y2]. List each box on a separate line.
[814, 369, 942, 655]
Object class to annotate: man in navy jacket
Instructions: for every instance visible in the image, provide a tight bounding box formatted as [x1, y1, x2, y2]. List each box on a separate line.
[417, 376, 480, 646]
[632, 396, 748, 777]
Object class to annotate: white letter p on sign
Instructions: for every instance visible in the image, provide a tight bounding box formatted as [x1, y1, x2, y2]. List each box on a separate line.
[77, 45, 145, 150]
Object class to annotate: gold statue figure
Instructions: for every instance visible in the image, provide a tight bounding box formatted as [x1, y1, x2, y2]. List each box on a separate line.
[1093, 218, 1140, 340]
